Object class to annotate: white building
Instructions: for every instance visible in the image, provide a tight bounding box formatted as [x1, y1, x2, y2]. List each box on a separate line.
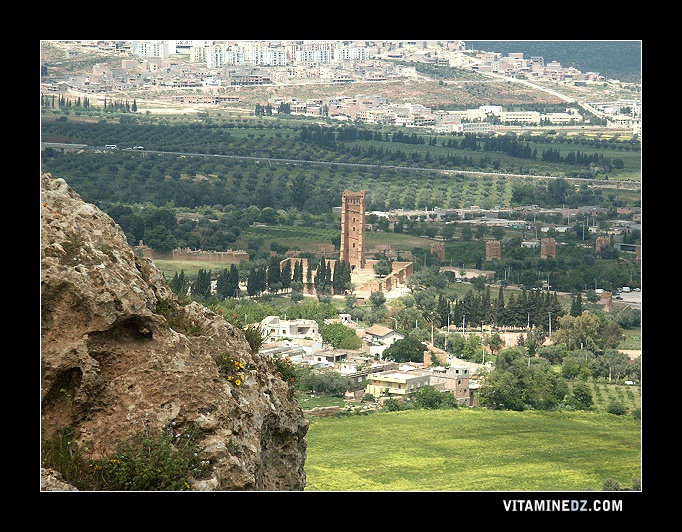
[132, 41, 175, 58]
[260, 316, 320, 343]
[362, 324, 404, 346]
[433, 121, 492, 134]
[365, 370, 430, 399]
[499, 111, 541, 124]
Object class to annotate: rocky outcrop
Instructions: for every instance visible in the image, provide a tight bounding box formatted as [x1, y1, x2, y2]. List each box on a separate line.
[40, 173, 308, 490]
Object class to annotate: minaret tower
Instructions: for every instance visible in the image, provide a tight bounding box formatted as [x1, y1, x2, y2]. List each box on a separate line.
[339, 190, 366, 271]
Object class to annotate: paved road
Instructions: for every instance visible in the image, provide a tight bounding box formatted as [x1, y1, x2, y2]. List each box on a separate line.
[616, 290, 641, 308]
[474, 70, 612, 122]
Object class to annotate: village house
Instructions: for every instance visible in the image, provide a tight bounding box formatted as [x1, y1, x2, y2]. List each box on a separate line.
[361, 324, 405, 359]
[260, 315, 321, 343]
[365, 369, 431, 400]
[362, 324, 404, 345]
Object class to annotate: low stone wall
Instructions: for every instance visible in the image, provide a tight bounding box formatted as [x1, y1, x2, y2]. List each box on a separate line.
[302, 406, 341, 418]
[138, 247, 249, 264]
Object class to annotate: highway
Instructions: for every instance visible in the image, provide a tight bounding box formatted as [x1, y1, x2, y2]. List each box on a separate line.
[473, 70, 611, 122]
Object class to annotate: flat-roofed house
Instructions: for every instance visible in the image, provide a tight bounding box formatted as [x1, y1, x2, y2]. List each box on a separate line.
[260, 316, 320, 343]
[365, 370, 430, 399]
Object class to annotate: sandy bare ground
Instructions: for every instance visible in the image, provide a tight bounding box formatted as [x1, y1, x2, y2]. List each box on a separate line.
[620, 350, 641, 361]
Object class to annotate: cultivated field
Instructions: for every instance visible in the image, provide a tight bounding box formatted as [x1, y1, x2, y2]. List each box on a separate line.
[303, 408, 641, 491]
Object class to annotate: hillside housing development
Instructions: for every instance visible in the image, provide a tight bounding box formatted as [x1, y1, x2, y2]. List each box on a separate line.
[40, 40, 641, 135]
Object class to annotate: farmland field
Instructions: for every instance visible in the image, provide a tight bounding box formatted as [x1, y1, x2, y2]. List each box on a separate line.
[303, 408, 641, 491]
[233, 224, 434, 253]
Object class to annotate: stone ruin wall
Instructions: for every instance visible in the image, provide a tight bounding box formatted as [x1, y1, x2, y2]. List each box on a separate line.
[139, 246, 249, 264]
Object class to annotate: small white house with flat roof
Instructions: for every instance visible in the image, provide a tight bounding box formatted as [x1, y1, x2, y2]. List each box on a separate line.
[260, 316, 320, 343]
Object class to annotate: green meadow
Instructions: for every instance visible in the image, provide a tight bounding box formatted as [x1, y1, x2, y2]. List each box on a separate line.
[303, 409, 641, 491]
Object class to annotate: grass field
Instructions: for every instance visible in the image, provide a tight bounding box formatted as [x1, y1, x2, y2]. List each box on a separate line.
[303, 408, 641, 491]
[151, 259, 231, 280]
[619, 328, 641, 350]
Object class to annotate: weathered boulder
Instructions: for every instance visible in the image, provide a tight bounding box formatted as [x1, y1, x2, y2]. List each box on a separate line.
[40, 173, 308, 490]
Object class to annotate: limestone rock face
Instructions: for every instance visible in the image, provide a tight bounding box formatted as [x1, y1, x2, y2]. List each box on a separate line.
[40, 173, 308, 490]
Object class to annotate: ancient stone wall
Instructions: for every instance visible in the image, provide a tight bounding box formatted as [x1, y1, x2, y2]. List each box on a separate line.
[139, 246, 249, 264]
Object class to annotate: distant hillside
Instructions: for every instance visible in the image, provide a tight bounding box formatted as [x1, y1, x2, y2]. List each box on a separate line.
[464, 41, 641, 83]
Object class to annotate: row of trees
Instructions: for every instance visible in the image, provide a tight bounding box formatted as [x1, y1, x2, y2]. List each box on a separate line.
[478, 342, 639, 411]
[299, 123, 635, 166]
[41, 94, 137, 113]
[41, 117, 639, 190]
[380, 306, 626, 368]
[174, 258, 355, 301]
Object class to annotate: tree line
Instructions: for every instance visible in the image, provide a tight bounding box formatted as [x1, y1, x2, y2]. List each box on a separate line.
[41, 116, 639, 185]
[171, 258, 353, 301]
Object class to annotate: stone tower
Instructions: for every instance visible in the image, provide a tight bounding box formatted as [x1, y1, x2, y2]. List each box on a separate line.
[541, 238, 556, 259]
[486, 240, 501, 261]
[340, 190, 366, 271]
[430, 241, 445, 261]
[595, 236, 611, 254]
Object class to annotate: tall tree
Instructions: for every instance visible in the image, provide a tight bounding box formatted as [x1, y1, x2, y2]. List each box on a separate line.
[228, 264, 240, 298]
[169, 270, 189, 297]
[382, 335, 425, 363]
[192, 269, 212, 301]
[281, 260, 292, 290]
[293, 260, 303, 283]
[267, 255, 282, 293]
[247, 266, 265, 297]
[315, 258, 327, 294]
[570, 292, 584, 317]
[215, 267, 231, 299]
[436, 293, 450, 327]
[216, 265, 240, 299]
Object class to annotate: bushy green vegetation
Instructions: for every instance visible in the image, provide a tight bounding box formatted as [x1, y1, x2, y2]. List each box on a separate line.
[304, 408, 641, 491]
[41, 424, 211, 491]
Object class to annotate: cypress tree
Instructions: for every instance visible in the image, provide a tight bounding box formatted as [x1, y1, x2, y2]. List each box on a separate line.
[281, 260, 292, 290]
[215, 267, 231, 299]
[247, 267, 259, 296]
[267, 255, 282, 292]
[315, 258, 327, 291]
[193, 269, 212, 301]
[228, 264, 240, 298]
